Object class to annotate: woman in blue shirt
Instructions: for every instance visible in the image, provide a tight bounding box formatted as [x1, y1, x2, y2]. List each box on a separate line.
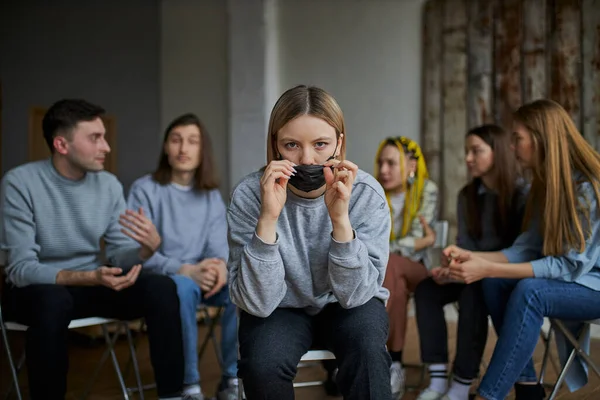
[444, 99, 600, 400]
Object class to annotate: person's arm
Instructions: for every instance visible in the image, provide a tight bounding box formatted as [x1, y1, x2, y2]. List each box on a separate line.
[103, 179, 144, 268]
[227, 184, 287, 318]
[200, 190, 229, 262]
[1, 174, 90, 287]
[328, 188, 391, 308]
[126, 181, 182, 275]
[390, 180, 438, 254]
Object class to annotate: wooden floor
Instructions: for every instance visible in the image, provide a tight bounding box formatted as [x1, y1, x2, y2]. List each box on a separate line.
[1, 318, 600, 399]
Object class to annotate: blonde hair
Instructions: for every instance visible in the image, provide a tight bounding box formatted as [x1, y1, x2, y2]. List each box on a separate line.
[515, 99, 600, 255]
[266, 85, 346, 163]
[375, 137, 429, 240]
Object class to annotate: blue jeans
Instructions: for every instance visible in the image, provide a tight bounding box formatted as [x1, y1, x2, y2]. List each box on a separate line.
[480, 278, 600, 400]
[172, 275, 238, 386]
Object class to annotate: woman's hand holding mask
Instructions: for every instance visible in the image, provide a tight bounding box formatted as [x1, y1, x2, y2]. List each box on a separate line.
[257, 160, 296, 243]
[324, 159, 358, 242]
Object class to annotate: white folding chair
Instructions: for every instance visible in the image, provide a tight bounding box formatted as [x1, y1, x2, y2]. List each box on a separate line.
[538, 318, 600, 400]
[0, 306, 143, 400]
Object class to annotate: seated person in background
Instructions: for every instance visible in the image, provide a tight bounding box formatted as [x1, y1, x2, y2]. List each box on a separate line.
[228, 85, 392, 400]
[375, 136, 438, 399]
[445, 99, 600, 400]
[414, 124, 526, 400]
[127, 113, 238, 400]
[0, 99, 184, 400]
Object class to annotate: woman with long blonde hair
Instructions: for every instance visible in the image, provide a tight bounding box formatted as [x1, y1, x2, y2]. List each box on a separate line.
[228, 85, 392, 399]
[375, 136, 439, 399]
[444, 99, 600, 400]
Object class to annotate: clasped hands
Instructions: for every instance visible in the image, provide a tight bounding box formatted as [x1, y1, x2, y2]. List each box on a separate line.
[179, 258, 228, 298]
[430, 245, 493, 285]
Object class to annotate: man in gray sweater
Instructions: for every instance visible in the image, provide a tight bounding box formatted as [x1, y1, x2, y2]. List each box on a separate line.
[0, 99, 184, 400]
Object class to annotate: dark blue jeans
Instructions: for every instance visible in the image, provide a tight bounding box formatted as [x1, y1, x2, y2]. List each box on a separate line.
[237, 298, 392, 400]
[480, 278, 600, 400]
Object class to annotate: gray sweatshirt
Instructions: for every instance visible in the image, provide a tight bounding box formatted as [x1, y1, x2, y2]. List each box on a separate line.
[0, 159, 142, 287]
[227, 169, 391, 318]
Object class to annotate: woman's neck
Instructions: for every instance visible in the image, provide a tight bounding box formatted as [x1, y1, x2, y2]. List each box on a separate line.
[480, 174, 496, 191]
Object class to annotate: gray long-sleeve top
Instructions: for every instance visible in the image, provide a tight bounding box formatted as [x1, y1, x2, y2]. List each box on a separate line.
[227, 169, 391, 318]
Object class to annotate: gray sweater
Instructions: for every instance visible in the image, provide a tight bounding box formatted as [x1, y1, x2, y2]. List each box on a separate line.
[0, 159, 142, 287]
[227, 169, 391, 318]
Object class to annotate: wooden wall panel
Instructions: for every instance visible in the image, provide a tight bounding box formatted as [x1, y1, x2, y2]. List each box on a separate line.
[422, 0, 443, 185]
[522, 0, 548, 103]
[550, 0, 582, 129]
[494, 0, 523, 128]
[582, 0, 600, 149]
[441, 0, 468, 232]
[467, 0, 494, 128]
[422, 0, 599, 239]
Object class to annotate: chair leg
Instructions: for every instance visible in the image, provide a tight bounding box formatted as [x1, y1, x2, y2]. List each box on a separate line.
[538, 326, 554, 385]
[198, 306, 224, 368]
[101, 324, 130, 400]
[80, 324, 123, 400]
[1, 312, 23, 400]
[124, 323, 145, 400]
[548, 347, 578, 400]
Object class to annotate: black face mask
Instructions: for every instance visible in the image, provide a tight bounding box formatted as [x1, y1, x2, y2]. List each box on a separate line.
[286, 142, 338, 193]
[288, 164, 329, 192]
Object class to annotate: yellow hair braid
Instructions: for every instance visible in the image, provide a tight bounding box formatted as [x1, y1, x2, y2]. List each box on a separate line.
[375, 137, 429, 241]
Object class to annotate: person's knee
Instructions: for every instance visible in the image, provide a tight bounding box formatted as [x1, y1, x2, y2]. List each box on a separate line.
[172, 275, 201, 306]
[336, 300, 389, 350]
[239, 347, 296, 382]
[512, 278, 544, 306]
[28, 285, 73, 330]
[414, 277, 437, 302]
[137, 273, 179, 307]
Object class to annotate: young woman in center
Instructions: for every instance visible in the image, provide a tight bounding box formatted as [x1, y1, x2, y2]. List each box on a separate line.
[227, 85, 392, 400]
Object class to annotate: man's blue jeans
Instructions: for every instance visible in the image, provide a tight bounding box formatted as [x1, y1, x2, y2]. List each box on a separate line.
[171, 275, 238, 386]
[479, 277, 600, 400]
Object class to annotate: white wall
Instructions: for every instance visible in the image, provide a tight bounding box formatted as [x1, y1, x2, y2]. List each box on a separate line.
[160, 0, 229, 197]
[160, 0, 425, 194]
[1, 0, 161, 191]
[277, 0, 425, 176]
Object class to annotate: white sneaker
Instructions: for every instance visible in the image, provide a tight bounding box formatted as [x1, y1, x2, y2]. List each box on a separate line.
[390, 362, 406, 399]
[416, 388, 445, 400]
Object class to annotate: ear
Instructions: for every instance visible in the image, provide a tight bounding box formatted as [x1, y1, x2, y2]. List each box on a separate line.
[53, 136, 69, 155]
[336, 133, 344, 157]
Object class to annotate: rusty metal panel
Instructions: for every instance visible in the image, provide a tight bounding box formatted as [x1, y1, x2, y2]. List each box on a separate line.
[422, 0, 443, 185]
[550, 0, 582, 129]
[494, 0, 523, 128]
[467, 0, 494, 127]
[582, 0, 600, 149]
[522, 0, 547, 103]
[442, 0, 468, 233]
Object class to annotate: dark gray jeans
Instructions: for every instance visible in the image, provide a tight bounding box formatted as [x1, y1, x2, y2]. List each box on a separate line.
[238, 298, 392, 400]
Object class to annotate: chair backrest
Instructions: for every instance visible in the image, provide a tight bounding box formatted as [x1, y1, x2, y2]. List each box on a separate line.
[433, 220, 449, 248]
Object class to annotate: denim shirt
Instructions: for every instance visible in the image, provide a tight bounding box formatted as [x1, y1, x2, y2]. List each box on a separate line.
[501, 180, 600, 291]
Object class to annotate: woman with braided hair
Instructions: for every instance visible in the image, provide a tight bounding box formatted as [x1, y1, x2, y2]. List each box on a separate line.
[375, 136, 439, 399]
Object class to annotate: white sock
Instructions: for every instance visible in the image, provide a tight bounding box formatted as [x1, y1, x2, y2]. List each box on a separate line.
[427, 363, 448, 394]
[446, 376, 472, 400]
[183, 383, 202, 395]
